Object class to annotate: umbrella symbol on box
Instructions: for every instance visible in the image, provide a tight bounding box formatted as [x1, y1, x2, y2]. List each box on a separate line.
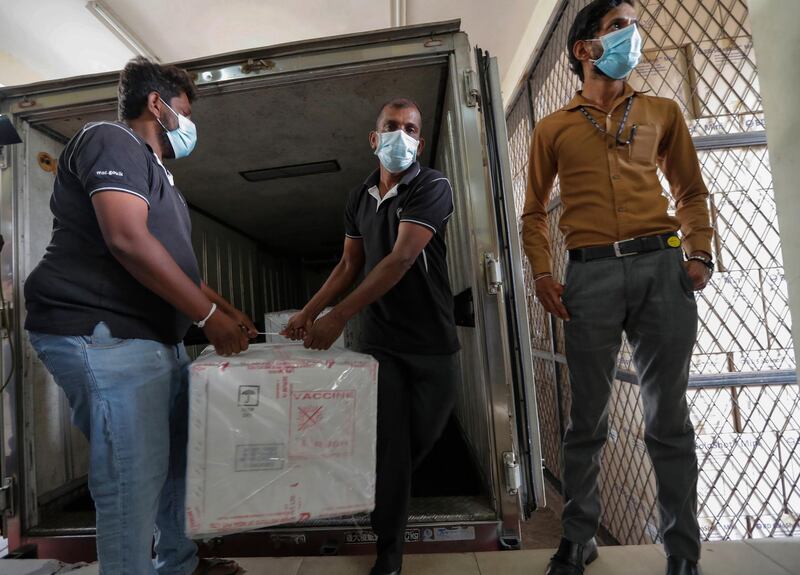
[238, 386, 260, 406]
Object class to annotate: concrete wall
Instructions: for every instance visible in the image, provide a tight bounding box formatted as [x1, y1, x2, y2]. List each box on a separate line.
[749, 0, 800, 381]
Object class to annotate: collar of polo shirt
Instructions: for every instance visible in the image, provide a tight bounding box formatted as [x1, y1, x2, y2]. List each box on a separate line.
[364, 161, 422, 211]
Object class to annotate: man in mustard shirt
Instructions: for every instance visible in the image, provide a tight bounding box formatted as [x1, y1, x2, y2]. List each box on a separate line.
[522, 1, 712, 574]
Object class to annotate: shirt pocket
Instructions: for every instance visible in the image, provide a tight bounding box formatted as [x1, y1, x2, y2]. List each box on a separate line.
[629, 123, 659, 165]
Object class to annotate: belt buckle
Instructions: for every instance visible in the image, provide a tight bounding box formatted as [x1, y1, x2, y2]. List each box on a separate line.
[613, 238, 637, 258]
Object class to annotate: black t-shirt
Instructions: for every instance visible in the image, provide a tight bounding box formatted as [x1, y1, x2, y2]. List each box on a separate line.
[345, 162, 460, 355]
[24, 121, 201, 344]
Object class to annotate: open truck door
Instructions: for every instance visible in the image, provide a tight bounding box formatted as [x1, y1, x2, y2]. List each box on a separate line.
[0, 114, 24, 539]
[474, 48, 547, 518]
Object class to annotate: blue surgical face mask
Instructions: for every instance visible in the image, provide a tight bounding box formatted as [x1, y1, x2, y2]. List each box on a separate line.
[157, 98, 197, 159]
[590, 24, 643, 80]
[374, 130, 419, 174]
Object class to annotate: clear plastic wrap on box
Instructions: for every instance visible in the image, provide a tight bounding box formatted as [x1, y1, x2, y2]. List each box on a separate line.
[186, 343, 378, 538]
[264, 308, 346, 348]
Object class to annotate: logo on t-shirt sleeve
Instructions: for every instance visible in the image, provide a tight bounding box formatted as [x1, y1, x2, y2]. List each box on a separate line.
[95, 170, 124, 177]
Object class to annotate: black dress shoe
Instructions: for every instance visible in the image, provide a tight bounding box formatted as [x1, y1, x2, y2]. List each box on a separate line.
[545, 537, 599, 575]
[666, 557, 702, 575]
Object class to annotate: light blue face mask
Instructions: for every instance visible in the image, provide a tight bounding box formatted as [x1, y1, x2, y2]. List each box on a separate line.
[590, 24, 643, 80]
[374, 130, 419, 174]
[157, 98, 197, 159]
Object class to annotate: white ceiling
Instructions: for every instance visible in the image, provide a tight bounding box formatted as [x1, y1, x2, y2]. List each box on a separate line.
[0, 0, 544, 102]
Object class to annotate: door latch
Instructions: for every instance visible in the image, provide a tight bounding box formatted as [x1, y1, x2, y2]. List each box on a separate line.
[503, 452, 522, 496]
[484, 253, 503, 295]
[463, 69, 480, 107]
[0, 476, 15, 516]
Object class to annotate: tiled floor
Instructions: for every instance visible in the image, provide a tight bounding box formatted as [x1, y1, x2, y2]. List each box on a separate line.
[22, 539, 794, 575]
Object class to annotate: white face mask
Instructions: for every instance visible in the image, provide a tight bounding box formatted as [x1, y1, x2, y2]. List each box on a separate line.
[374, 130, 419, 173]
[157, 97, 197, 159]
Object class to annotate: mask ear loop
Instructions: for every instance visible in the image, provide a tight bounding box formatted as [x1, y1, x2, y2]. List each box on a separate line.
[584, 38, 604, 65]
[157, 97, 180, 132]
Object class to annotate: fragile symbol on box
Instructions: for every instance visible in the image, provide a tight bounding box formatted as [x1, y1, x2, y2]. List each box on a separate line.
[238, 385, 260, 406]
[289, 389, 357, 458]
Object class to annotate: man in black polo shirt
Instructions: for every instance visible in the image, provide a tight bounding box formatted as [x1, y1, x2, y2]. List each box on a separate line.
[25, 58, 252, 575]
[284, 98, 459, 575]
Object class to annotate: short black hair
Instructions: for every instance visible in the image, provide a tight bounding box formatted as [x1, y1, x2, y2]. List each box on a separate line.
[376, 97, 422, 129]
[118, 57, 197, 121]
[567, 0, 635, 82]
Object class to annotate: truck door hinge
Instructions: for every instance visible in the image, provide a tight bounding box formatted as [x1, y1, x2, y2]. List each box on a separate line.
[0, 476, 15, 516]
[484, 253, 503, 295]
[503, 452, 522, 496]
[463, 70, 480, 107]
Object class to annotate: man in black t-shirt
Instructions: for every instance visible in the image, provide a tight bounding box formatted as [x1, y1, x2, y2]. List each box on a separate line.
[25, 58, 251, 575]
[284, 98, 459, 575]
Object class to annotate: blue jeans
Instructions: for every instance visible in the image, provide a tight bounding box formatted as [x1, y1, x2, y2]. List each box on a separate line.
[28, 322, 198, 575]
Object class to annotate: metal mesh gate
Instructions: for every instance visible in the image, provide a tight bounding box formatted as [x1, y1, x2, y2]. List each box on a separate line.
[505, 0, 799, 544]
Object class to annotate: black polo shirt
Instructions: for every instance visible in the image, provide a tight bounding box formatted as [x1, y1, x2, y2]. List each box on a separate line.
[24, 121, 201, 344]
[345, 162, 460, 355]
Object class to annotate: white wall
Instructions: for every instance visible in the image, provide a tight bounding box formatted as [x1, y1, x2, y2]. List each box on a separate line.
[0, 0, 551, 100]
[750, 0, 800, 381]
[0, 0, 135, 84]
[0, 52, 43, 86]
[501, 0, 560, 108]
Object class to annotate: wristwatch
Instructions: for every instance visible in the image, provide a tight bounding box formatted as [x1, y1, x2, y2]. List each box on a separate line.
[688, 253, 714, 277]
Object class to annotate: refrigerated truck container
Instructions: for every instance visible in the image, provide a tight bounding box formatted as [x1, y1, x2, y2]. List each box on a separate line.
[0, 20, 546, 562]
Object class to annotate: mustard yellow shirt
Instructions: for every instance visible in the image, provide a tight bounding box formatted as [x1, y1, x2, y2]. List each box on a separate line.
[522, 83, 713, 275]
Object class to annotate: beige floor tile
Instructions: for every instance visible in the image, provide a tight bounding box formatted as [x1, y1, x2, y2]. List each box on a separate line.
[584, 544, 665, 575]
[476, 545, 666, 575]
[233, 556, 303, 575]
[700, 541, 792, 575]
[744, 539, 800, 575]
[401, 552, 480, 575]
[63, 563, 98, 574]
[297, 555, 374, 575]
[475, 549, 553, 575]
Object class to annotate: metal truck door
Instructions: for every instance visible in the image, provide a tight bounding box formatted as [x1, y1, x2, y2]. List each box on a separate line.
[476, 48, 547, 516]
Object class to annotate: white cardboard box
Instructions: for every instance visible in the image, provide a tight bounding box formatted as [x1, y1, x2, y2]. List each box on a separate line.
[264, 308, 346, 348]
[186, 344, 378, 538]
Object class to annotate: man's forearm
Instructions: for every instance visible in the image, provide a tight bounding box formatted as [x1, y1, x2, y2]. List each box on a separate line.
[303, 260, 361, 318]
[109, 233, 211, 321]
[334, 253, 410, 321]
[201, 283, 236, 315]
[521, 214, 553, 276]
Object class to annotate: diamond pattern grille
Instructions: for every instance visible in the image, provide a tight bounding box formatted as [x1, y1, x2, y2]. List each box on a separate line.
[505, 0, 797, 543]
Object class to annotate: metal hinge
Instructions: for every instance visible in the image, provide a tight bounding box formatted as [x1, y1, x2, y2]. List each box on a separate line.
[503, 452, 522, 496]
[0, 477, 15, 516]
[484, 253, 503, 294]
[463, 69, 480, 107]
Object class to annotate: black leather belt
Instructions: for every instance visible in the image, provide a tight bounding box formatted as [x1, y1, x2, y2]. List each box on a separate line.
[569, 233, 681, 262]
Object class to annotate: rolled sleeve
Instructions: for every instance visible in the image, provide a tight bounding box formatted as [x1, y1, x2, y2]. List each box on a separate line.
[399, 177, 454, 235]
[521, 122, 558, 275]
[73, 124, 151, 206]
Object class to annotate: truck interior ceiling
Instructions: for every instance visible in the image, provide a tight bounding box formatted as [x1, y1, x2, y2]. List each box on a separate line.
[25, 59, 495, 534]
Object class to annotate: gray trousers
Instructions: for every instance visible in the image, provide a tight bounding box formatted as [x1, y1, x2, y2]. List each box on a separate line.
[560, 247, 701, 561]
